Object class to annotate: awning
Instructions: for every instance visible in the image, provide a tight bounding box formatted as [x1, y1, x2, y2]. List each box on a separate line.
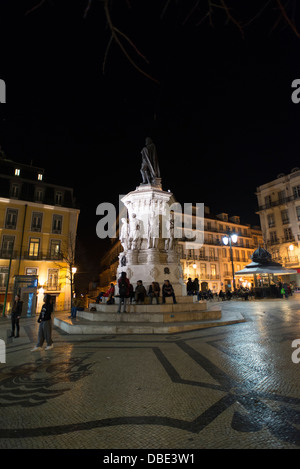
[234, 246, 298, 276]
[235, 264, 298, 276]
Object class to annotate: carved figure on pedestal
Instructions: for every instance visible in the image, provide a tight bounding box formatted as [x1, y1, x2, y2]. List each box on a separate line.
[147, 213, 159, 249]
[120, 218, 129, 251]
[128, 213, 142, 251]
[140, 137, 161, 185]
[121, 255, 126, 267]
[165, 216, 175, 251]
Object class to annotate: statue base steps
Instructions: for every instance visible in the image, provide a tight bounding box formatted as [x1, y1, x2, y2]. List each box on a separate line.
[53, 298, 245, 335]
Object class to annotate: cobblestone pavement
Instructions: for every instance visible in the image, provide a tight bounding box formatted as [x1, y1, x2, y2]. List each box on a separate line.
[1, 297, 300, 450]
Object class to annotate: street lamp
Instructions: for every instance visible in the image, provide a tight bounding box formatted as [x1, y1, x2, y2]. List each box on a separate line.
[222, 233, 238, 291]
[71, 267, 77, 298]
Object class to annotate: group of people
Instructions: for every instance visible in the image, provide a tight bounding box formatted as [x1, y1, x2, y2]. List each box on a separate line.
[186, 277, 215, 301]
[97, 273, 177, 313]
[277, 281, 293, 299]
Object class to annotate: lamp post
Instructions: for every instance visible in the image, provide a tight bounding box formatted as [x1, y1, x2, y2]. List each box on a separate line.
[288, 244, 294, 261]
[222, 233, 238, 291]
[71, 267, 77, 297]
[69, 266, 77, 312]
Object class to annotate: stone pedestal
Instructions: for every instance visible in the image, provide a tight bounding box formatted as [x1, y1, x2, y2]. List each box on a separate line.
[117, 183, 186, 297]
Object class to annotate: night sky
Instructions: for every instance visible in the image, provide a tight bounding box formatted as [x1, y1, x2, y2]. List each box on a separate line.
[1, 0, 300, 290]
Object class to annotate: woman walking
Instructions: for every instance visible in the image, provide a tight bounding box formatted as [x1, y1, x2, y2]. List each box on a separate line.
[31, 294, 54, 351]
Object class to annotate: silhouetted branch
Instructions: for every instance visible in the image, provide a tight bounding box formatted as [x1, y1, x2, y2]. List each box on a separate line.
[25, 0, 46, 15]
[23, 0, 300, 83]
[276, 0, 300, 38]
[103, 0, 159, 84]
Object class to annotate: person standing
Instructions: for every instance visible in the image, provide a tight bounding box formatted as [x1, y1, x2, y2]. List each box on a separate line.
[31, 294, 53, 351]
[128, 283, 134, 304]
[9, 295, 23, 338]
[186, 278, 194, 296]
[117, 272, 130, 313]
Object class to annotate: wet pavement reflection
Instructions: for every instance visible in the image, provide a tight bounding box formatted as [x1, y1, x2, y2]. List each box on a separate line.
[1, 297, 300, 448]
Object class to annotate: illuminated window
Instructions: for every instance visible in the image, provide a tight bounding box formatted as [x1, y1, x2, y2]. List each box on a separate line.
[26, 268, 37, 275]
[28, 238, 40, 257]
[15, 168, 20, 176]
[38, 173, 43, 181]
[48, 269, 59, 289]
[0, 267, 9, 288]
[50, 240, 61, 259]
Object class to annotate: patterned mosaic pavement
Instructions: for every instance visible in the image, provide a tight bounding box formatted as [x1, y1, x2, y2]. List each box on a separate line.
[1, 297, 300, 451]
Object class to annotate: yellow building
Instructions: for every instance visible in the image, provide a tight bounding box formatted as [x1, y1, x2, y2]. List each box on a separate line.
[0, 155, 80, 316]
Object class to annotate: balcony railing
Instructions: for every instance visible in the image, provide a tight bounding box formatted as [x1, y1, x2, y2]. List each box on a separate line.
[267, 236, 295, 246]
[0, 250, 18, 259]
[182, 254, 219, 262]
[22, 251, 64, 261]
[44, 282, 61, 292]
[258, 192, 300, 211]
[199, 274, 221, 280]
[284, 256, 299, 265]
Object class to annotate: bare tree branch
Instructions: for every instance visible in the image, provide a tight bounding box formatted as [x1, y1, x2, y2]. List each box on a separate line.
[103, 33, 114, 75]
[276, 0, 300, 38]
[25, 0, 47, 16]
[113, 26, 150, 64]
[23, 0, 300, 83]
[219, 0, 244, 37]
[103, 0, 159, 84]
[83, 0, 93, 19]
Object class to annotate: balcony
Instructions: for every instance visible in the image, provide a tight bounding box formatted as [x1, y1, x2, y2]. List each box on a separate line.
[284, 256, 299, 265]
[182, 254, 219, 262]
[23, 251, 64, 261]
[199, 274, 220, 280]
[258, 192, 300, 211]
[0, 250, 18, 259]
[44, 282, 61, 292]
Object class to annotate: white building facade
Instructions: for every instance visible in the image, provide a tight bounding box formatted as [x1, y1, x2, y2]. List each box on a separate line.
[256, 167, 300, 286]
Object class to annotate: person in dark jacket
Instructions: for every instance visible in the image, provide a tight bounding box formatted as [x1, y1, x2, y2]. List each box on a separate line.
[162, 280, 177, 304]
[117, 272, 130, 313]
[9, 295, 23, 338]
[31, 294, 53, 351]
[148, 282, 160, 304]
[186, 278, 194, 296]
[135, 280, 147, 304]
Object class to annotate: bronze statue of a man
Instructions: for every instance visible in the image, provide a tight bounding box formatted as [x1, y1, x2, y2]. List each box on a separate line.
[140, 137, 160, 184]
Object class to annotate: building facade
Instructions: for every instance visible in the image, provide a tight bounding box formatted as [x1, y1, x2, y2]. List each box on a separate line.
[256, 167, 300, 286]
[0, 155, 80, 315]
[98, 206, 262, 295]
